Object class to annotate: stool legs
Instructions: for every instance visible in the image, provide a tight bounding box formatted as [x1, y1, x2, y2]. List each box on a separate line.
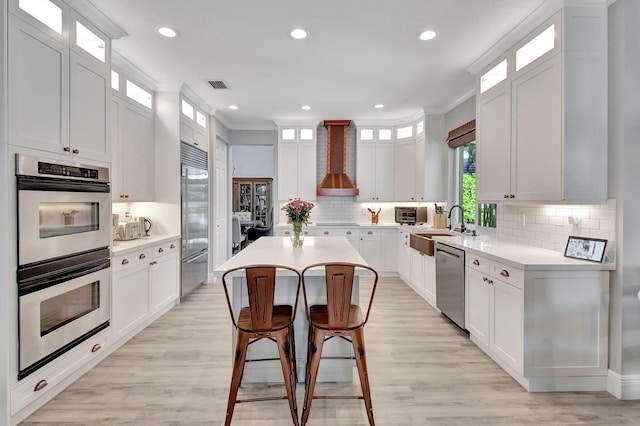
[225, 331, 250, 426]
[352, 327, 375, 426]
[276, 326, 299, 425]
[301, 327, 325, 425]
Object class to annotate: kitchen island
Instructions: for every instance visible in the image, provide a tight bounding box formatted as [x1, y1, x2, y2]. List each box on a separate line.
[213, 236, 370, 383]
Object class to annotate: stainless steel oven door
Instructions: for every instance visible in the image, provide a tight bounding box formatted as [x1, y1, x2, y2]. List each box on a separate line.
[18, 189, 110, 266]
[19, 263, 110, 376]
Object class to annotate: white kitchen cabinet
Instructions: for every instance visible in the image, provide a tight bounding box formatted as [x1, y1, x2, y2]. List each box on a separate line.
[396, 230, 411, 283]
[476, 8, 607, 203]
[111, 96, 155, 202]
[393, 133, 425, 201]
[465, 255, 491, 346]
[180, 96, 209, 152]
[356, 137, 394, 201]
[358, 228, 381, 269]
[277, 124, 317, 201]
[8, 13, 111, 163]
[111, 238, 180, 344]
[316, 227, 359, 251]
[422, 251, 436, 306]
[149, 241, 180, 311]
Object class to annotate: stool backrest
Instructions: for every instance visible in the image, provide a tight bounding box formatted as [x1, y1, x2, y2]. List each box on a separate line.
[302, 262, 379, 329]
[222, 264, 301, 332]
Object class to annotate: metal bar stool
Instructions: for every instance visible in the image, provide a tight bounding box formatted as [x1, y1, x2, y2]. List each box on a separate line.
[300, 262, 379, 426]
[221, 264, 301, 425]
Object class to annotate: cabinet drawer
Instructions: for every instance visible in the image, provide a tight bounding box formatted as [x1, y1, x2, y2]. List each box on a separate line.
[11, 329, 109, 415]
[112, 249, 151, 273]
[359, 228, 380, 238]
[490, 261, 524, 289]
[151, 240, 179, 260]
[317, 228, 356, 237]
[280, 227, 316, 236]
[466, 254, 491, 275]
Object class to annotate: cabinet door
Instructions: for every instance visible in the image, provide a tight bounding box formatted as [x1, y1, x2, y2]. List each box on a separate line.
[396, 231, 410, 283]
[511, 54, 562, 201]
[466, 267, 490, 347]
[111, 97, 124, 201]
[423, 254, 436, 306]
[69, 51, 108, 162]
[122, 104, 154, 201]
[476, 85, 511, 201]
[112, 265, 150, 340]
[195, 126, 209, 152]
[356, 142, 376, 201]
[491, 278, 523, 374]
[393, 139, 416, 201]
[414, 134, 425, 201]
[8, 17, 69, 154]
[149, 253, 179, 312]
[410, 249, 424, 290]
[277, 142, 299, 200]
[380, 229, 397, 273]
[297, 141, 317, 201]
[359, 231, 381, 270]
[180, 116, 195, 144]
[375, 142, 395, 201]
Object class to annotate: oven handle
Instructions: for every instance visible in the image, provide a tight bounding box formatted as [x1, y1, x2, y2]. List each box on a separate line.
[19, 258, 111, 296]
[17, 176, 110, 193]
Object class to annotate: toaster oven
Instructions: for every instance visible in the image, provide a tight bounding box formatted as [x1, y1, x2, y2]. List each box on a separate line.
[394, 207, 428, 225]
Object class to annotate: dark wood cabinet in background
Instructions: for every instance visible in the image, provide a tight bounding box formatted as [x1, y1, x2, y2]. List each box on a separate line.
[232, 178, 272, 227]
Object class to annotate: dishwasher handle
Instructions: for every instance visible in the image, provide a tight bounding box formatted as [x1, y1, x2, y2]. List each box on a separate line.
[436, 249, 461, 260]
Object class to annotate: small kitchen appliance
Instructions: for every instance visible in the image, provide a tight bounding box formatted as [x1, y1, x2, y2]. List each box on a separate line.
[394, 206, 427, 225]
[138, 216, 152, 236]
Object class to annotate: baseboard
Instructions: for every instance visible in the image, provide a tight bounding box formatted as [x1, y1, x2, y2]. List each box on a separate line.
[608, 370, 640, 400]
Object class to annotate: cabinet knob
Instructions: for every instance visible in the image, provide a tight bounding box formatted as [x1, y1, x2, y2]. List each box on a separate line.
[284, 231, 290, 235]
[304, 231, 309, 235]
[91, 343, 102, 353]
[150, 261, 157, 266]
[158, 247, 164, 253]
[63, 146, 70, 152]
[194, 142, 199, 146]
[120, 194, 125, 198]
[504, 194, 509, 199]
[509, 194, 515, 199]
[346, 231, 352, 235]
[500, 269, 510, 277]
[121, 258, 129, 265]
[170, 244, 175, 249]
[483, 276, 488, 282]
[324, 231, 329, 235]
[488, 279, 494, 285]
[139, 253, 146, 260]
[34, 380, 48, 392]
[124, 194, 129, 198]
[72, 148, 79, 154]
[473, 259, 480, 266]
[367, 231, 373, 235]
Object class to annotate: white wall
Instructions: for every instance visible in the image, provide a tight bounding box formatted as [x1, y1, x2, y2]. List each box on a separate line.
[231, 145, 275, 179]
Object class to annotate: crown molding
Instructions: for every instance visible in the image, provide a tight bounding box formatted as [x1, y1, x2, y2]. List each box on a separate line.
[441, 86, 476, 115]
[66, 0, 127, 39]
[111, 50, 158, 91]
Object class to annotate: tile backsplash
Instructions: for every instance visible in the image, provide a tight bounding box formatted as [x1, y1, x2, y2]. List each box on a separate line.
[495, 200, 616, 256]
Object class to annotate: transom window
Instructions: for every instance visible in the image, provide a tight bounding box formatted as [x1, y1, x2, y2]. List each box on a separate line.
[181, 100, 194, 120]
[480, 60, 507, 94]
[127, 80, 152, 109]
[75, 21, 106, 63]
[19, 0, 62, 34]
[196, 111, 206, 128]
[516, 24, 555, 72]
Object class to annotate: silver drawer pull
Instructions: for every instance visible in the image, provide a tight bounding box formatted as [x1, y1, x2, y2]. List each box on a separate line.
[34, 380, 48, 392]
[473, 259, 480, 266]
[500, 269, 510, 277]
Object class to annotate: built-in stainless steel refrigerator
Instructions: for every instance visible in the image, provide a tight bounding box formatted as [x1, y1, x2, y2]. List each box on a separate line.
[180, 142, 209, 298]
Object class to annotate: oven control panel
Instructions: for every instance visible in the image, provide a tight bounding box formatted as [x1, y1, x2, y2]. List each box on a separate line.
[38, 161, 100, 179]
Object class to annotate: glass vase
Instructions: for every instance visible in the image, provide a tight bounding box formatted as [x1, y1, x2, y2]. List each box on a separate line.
[291, 221, 305, 247]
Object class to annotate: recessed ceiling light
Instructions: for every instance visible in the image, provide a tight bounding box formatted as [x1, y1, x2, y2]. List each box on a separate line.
[228, 105, 239, 110]
[157, 27, 179, 38]
[290, 28, 309, 40]
[374, 104, 385, 109]
[301, 105, 311, 110]
[418, 30, 438, 41]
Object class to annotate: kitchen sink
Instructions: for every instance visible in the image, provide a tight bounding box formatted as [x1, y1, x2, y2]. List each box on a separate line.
[409, 233, 454, 256]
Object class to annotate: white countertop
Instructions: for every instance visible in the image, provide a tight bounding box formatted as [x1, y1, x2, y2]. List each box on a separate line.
[213, 236, 369, 275]
[432, 234, 615, 271]
[111, 234, 181, 256]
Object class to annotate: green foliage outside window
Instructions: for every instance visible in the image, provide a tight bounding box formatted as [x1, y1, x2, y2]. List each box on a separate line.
[462, 173, 476, 224]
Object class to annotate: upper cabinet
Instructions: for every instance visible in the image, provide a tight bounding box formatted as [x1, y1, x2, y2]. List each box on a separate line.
[277, 124, 317, 201]
[476, 8, 607, 203]
[8, 0, 111, 163]
[356, 127, 394, 202]
[110, 66, 155, 202]
[180, 96, 209, 152]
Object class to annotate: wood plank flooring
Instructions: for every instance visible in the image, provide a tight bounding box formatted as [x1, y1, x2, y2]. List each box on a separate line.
[22, 277, 640, 425]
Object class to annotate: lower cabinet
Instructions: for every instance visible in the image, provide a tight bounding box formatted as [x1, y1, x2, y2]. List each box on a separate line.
[407, 247, 437, 308]
[112, 238, 179, 343]
[397, 230, 411, 282]
[465, 252, 609, 392]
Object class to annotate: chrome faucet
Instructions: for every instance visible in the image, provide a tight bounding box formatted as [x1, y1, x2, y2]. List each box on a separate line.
[447, 204, 466, 233]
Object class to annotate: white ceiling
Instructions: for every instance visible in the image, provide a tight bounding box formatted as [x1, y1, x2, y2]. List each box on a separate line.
[88, 0, 550, 130]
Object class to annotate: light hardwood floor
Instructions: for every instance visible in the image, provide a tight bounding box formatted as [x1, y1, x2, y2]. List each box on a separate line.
[22, 276, 640, 425]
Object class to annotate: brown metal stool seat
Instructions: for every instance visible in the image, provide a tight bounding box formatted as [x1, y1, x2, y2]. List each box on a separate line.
[300, 262, 379, 426]
[221, 264, 301, 426]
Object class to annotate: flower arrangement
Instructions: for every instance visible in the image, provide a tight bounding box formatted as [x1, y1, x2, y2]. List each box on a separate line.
[281, 198, 315, 225]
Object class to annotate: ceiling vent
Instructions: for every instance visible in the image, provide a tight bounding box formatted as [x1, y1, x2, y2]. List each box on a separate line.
[208, 80, 230, 89]
[317, 120, 359, 197]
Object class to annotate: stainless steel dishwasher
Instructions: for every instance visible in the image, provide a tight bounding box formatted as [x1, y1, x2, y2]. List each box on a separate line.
[435, 242, 466, 329]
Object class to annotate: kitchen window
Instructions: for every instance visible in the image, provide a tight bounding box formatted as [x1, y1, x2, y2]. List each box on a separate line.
[126, 80, 152, 109]
[18, 0, 62, 34]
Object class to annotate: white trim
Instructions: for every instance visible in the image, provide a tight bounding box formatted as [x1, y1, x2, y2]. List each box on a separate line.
[180, 83, 213, 114]
[65, 0, 127, 39]
[111, 50, 157, 91]
[608, 370, 640, 400]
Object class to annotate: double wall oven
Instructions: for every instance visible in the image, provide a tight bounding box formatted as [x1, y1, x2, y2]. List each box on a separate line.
[16, 154, 111, 380]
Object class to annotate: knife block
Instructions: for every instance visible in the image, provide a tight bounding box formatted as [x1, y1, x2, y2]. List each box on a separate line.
[433, 213, 447, 229]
